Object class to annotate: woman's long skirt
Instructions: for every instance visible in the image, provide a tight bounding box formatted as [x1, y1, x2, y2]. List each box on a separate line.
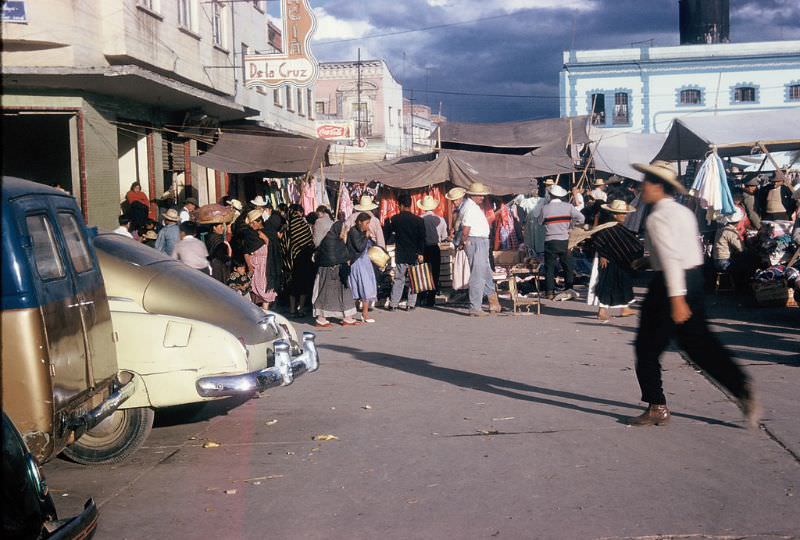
[313, 265, 357, 319]
[251, 243, 277, 305]
[349, 242, 378, 301]
[587, 255, 634, 309]
[288, 246, 316, 297]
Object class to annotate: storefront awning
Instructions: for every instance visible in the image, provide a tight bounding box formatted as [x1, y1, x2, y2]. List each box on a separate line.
[591, 132, 667, 181]
[655, 109, 800, 161]
[193, 131, 329, 175]
[437, 116, 591, 151]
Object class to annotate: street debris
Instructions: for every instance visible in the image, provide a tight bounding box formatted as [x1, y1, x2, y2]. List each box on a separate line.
[362, 404, 373, 410]
[202, 441, 221, 449]
[223, 489, 237, 495]
[312, 434, 339, 441]
[265, 419, 278, 426]
[477, 430, 500, 436]
[244, 475, 284, 483]
[492, 417, 515, 421]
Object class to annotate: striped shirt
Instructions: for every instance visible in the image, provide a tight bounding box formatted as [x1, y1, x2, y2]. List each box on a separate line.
[537, 200, 585, 241]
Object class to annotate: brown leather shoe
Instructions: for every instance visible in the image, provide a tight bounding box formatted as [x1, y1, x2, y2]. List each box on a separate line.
[627, 404, 670, 426]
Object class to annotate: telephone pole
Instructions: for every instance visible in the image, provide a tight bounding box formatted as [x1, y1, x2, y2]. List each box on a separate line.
[356, 48, 362, 142]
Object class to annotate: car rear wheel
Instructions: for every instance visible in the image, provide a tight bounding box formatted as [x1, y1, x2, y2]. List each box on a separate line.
[61, 407, 154, 465]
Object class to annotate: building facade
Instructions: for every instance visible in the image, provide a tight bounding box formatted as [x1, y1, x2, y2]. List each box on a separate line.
[403, 100, 436, 154]
[1, 0, 316, 229]
[559, 40, 800, 135]
[313, 60, 407, 163]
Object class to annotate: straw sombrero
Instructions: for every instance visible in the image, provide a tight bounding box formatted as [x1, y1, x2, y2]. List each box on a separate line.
[162, 209, 180, 222]
[549, 185, 568, 198]
[467, 182, 491, 196]
[632, 160, 687, 194]
[354, 195, 379, 211]
[601, 199, 634, 214]
[416, 195, 440, 212]
[445, 187, 466, 201]
[593, 179, 605, 187]
[246, 209, 264, 223]
[227, 198, 243, 211]
[250, 195, 268, 207]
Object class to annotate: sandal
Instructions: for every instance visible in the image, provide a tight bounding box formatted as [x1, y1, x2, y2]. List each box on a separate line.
[359, 317, 376, 324]
[340, 319, 362, 326]
[314, 320, 332, 328]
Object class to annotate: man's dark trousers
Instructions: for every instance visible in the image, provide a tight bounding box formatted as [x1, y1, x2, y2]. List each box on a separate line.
[544, 239, 574, 293]
[634, 268, 750, 405]
[420, 244, 441, 306]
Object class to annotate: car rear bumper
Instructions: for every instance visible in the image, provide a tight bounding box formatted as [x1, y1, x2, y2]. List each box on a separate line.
[69, 374, 138, 438]
[195, 332, 319, 398]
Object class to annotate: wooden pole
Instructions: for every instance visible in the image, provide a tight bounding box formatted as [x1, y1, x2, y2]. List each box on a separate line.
[758, 142, 785, 179]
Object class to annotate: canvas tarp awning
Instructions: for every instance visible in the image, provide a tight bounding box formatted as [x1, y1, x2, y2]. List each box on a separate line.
[321, 149, 574, 195]
[193, 131, 329, 175]
[437, 116, 591, 150]
[591, 132, 667, 181]
[654, 109, 800, 161]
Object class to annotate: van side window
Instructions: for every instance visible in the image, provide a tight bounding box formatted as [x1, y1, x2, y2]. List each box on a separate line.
[57, 213, 94, 273]
[26, 215, 66, 280]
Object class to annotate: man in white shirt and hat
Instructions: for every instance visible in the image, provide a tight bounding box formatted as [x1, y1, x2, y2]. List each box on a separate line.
[445, 187, 467, 245]
[250, 195, 272, 222]
[628, 160, 759, 428]
[344, 195, 385, 248]
[537, 185, 585, 300]
[590, 179, 608, 202]
[417, 195, 448, 307]
[180, 197, 198, 223]
[458, 183, 501, 316]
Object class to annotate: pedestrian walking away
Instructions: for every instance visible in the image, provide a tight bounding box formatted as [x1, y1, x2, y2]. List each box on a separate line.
[312, 219, 358, 326]
[347, 212, 378, 323]
[538, 185, 585, 299]
[418, 195, 448, 307]
[285, 204, 316, 318]
[155, 208, 181, 256]
[628, 161, 760, 428]
[384, 193, 426, 311]
[459, 182, 501, 316]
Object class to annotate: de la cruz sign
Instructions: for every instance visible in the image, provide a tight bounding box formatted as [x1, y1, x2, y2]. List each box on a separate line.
[244, 0, 318, 89]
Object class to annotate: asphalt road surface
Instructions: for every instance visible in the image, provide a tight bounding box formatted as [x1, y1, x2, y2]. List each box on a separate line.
[45, 292, 800, 540]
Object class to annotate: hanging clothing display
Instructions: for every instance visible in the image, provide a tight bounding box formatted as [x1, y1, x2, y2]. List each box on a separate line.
[493, 203, 521, 251]
[337, 183, 354, 220]
[691, 153, 735, 224]
[301, 181, 317, 214]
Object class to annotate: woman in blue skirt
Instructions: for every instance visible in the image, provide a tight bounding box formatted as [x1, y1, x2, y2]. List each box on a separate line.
[347, 212, 378, 323]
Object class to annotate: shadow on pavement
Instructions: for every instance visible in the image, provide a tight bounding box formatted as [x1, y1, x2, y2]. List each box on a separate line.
[154, 395, 253, 428]
[322, 344, 742, 429]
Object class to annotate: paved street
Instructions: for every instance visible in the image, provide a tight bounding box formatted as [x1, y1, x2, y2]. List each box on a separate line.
[45, 293, 800, 540]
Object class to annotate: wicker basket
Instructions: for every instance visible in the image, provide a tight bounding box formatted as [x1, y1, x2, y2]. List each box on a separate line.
[752, 281, 798, 308]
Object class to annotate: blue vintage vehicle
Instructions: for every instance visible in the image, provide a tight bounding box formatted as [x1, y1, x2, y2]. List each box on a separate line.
[1, 177, 137, 464]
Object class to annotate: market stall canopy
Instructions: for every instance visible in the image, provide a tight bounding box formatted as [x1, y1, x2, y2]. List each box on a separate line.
[731, 151, 800, 172]
[655, 109, 800, 161]
[437, 116, 591, 153]
[591, 132, 667, 181]
[321, 149, 574, 195]
[193, 131, 329, 175]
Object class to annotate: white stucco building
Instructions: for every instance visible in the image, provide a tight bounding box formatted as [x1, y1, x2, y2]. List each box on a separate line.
[560, 40, 800, 135]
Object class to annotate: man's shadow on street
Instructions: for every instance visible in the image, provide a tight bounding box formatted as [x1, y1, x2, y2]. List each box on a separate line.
[322, 344, 741, 429]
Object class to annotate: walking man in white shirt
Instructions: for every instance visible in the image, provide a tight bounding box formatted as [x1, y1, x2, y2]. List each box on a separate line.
[628, 161, 759, 428]
[113, 215, 134, 238]
[173, 221, 211, 274]
[458, 183, 501, 316]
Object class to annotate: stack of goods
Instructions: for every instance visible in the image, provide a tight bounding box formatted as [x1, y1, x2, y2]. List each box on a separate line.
[752, 263, 799, 308]
[754, 222, 796, 266]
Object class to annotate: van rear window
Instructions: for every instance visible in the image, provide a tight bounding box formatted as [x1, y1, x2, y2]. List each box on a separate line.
[58, 213, 94, 273]
[94, 234, 173, 266]
[26, 215, 66, 280]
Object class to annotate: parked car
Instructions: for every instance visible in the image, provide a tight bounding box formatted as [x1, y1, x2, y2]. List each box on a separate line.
[1, 178, 137, 464]
[2, 412, 99, 539]
[61, 232, 320, 464]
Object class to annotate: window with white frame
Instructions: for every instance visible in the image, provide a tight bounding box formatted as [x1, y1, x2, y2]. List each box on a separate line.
[388, 106, 393, 126]
[274, 89, 282, 107]
[734, 86, 756, 103]
[211, 0, 225, 48]
[286, 86, 294, 111]
[679, 88, 702, 105]
[590, 93, 605, 125]
[138, 0, 160, 13]
[307, 90, 314, 120]
[297, 89, 305, 116]
[177, 0, 196, 31]
[613, 92, 629, 125]
[788, 84, 800, 101]
[315, 101, 325, 115]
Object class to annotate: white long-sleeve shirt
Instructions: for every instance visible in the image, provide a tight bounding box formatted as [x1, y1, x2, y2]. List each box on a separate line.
[645, 198, 704, 297]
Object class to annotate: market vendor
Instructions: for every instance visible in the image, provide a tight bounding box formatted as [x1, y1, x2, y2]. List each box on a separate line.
[742, 178, 762, 230]
[757, 176, 796, 221]
[713, 208, 745, 272]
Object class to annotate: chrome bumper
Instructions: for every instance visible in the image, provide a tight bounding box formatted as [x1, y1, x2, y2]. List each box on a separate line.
[195, 332, 319, 398]
[69, 373, 138, 437]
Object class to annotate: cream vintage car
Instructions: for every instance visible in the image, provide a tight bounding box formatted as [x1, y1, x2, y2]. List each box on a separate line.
[63, 232, 319, 464]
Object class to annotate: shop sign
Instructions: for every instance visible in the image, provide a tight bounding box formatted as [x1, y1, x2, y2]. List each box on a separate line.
[244, 0, 318, 89]
[316, 121, 354, 141]
[1, 1, 27, 23]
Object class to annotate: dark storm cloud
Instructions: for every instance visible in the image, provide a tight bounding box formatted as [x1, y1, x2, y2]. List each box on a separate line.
[313, 0, 800, 122]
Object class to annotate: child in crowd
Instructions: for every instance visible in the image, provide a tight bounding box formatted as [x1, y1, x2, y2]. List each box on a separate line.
[226, 259, 252, 297]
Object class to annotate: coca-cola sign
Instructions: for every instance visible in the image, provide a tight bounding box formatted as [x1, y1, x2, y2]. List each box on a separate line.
[316, 122, 353, 140]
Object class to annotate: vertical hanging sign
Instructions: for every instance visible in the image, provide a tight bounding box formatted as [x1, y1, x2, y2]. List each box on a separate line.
[244, 0, 318, 89]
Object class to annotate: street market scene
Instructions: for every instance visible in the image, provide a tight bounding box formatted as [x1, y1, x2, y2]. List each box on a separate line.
[1, 0, 799, 539]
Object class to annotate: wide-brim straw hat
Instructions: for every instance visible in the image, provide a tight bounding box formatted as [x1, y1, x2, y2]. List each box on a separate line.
[632, 160, 687, 194]
[143, 230, 158, 240]
[227, 198, 243, 211]
[250, 195, 268, 207]
[593, 178, 605, 187]
[549, 185, 568, 198]
[354, 195, 379, 211]
[445, 187, 466, 201]
[162, 209, 180, 222]
[601, 199, 635, 214]
[466, 182, 491, 196]
[416, 195, 440, 212]
[246, 209, 264, 224]
[368, 246, 391, 271]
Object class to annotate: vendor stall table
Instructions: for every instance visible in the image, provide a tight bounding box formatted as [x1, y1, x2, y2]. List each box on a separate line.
[493, 250, 543, 315]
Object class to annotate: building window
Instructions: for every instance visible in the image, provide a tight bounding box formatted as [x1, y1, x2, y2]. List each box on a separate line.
[177, 0, 196, 31]
[679, 88, 702, 105]
[788, 83, 800, 101]
[315, 101, 326, 115]
[307, 90, 314, 120]
[138, 0, 160, 13]
[590, 93, 605, 125]
[211, 0, 225, 48]
[274, 89, 282, 107]
[613, 92, 629, 125]
[388, 106, 393, 126]
[286, 86, 294, 111]
[733, 86, 756, 103]
[297, 89, 305, 116]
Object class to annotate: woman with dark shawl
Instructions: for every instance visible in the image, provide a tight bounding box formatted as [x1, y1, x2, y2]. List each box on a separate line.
[205, 221, 231, 283]
[261, 207, 286, 296]
[587, 199, 644, 321]
[285, 204, 316, 318]
[312, 220, 358, 327]
[236, 210, 276, 311]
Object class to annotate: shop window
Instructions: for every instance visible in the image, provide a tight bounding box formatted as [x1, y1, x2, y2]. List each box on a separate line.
[680, 88, 702, 105]
[613, 92, 629, 125]
[590, 93, 605, 125]
[734, 86, 756, 103]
